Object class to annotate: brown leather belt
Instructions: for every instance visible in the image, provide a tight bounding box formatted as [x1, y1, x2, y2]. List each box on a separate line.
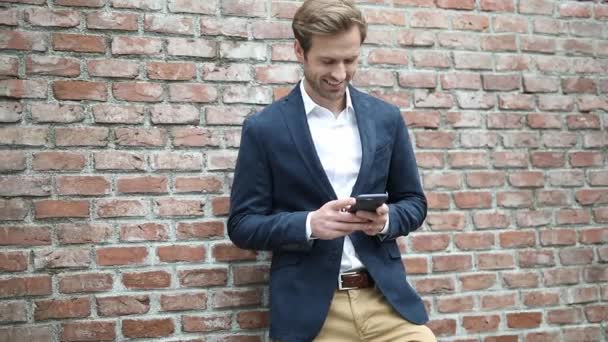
[338, 270, 374, 290]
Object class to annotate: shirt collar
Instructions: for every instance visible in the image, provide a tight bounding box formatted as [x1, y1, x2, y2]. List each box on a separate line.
[300, 79, 354, 116]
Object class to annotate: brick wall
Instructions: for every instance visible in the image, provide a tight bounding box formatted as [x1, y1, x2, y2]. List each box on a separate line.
[0, 0, 607, 341]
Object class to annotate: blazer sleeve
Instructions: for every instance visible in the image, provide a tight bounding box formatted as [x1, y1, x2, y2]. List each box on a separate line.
[382, 111, 427, 241]
[227, 116, 313, 252]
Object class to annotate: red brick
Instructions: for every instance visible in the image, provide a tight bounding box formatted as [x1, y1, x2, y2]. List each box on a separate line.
[154, 197, 204, 217]
[0, 198, 28, 221]
[580, 228, 608, 244]
[543, 268, 580, 286]
[233, 265, 270, 285]
[120, 222, 169, 242]
[539, 229, 577, 246]
[478, 252, 515, 270]
[569, 286, 599, 304]
[519, 250, 555, 268]
[403, 257, 428, 274]
[497, 191, 533, 208]
[31, 103, 84, 124]
[213, 289, 263, 309]
[426, 193, 449, 210]
[116, 176, 167, 194]
[499, 231, 536, 248]
[531, 152, 565, 168]
[179, 268, 228, 287]
[473, 211, 509, 229]
[61, 321, 115, 341]
[0, 225, 51, 246]
[481, 293, 517, 310]
[411, 233, 450, 252]
[412, 52, 451, 68]
[427, 319, 456, 337]
[96, 199, 147, 218]
[0, 175, 51, 197]
[57, 176, 110, 196]
[172, 127, 220, 147]
[158, 245, 205, 263]
[0, 275, 52, 298]
[111, 36, 162, 55]
[169, 83, 218, 103]
[123, 318, 174, 338]
[556, 209, 590, 225]
[516, 210, 553, 228]
[454, 191, 492, 209]
[507, 312, 542, 328]
[502, 271, 539, 289]
[0, 251, 28, 272]
[59, 273, 113, 293]
[26, 55, 80, 77]
[0, 101, 22, 123]
[33, 151, 85, 171]
[122, 270, 171, 289]
[449, 152, 488, 168]
[413, 277, 455, 294]
[53, 33, 105, 53]
[202, 63, 252, 82]
[0, 8, 19, 26]
[57, 223, 111, 245]
[96, 295, 150, 316]
[53, 80, 107, 101]
[212, 243, 256, 261]
[460, 273, 496, 291]
[113, 82, 164, 102]
[34, 297, 90, 321]
[547, 307, 583, 325]
[183, 314, 231, 332]
[56, 0, 104, 6]
[570, 152, 603, 168]
[55, 127, 109, 147]
[237, 310, 269, 329]
[462, 315, 500, 333]
[0, 325, 53, 341]
[88, 59, 139, 78]
[397, 30, 435, 47]
[559, 247, 594, 266]
[0, 301, 27, 323]
[144, 13, 194, 35]
[147, 61, 196, 80]
[415, 132, 455, 148]
[584, 305, 608, 323]
[35, 200, 89, 219]
[426, 212, 465, 231]
[175, 176, 223, 193]
[160, 292, 207, 311]
[481, 0, 514, 12]
[523, 290, 560, 307]
[97, 247, 148, 266]
[176, 221, 224, 240]
[437, 295, 474, 313]
[87, 11, 138, 30]
[34, 248, 91, 269]
[112, 0, 162, 10]
[369, 48, 409, 65]
[0, 79, 48, 99]
[201, 17, 248, 38]
[432, 255, 471, 273]
[252, 21, 292, 39]
[25, 8, 79, 27]
[92, 103, 144, 124]
[168, 37, 217, 57]
[451, 14, 489, 32]
[0, 30, 47, 51]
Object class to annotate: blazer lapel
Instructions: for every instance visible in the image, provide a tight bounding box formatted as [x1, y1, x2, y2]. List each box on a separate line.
[350, 85, 376, 196]
[280, 84, 337, 201]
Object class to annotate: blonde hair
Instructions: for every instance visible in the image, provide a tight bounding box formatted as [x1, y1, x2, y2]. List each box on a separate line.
[292, 0, 367, 54]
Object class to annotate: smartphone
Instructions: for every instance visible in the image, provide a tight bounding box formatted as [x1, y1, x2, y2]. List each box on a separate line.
[348, 193, 388, 213]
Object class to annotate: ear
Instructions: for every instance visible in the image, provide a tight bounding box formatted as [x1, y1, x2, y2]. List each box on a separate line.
[294, 39, 305, 63]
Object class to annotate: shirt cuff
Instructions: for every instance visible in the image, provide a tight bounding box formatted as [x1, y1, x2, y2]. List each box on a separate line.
[379, 215, 390, 235]
[306, 212, 318, 240]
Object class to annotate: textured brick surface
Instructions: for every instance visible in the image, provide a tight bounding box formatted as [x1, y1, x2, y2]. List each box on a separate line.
[0, 0, 606, 341]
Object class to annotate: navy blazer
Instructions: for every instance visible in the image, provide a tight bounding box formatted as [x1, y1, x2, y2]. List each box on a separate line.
[228, 83, 428, 342]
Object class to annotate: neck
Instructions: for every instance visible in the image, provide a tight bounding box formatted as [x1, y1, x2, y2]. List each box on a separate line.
[303, 79, 346, 116]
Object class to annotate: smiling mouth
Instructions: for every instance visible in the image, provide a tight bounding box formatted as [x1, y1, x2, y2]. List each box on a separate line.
[324, 79, 343, 87]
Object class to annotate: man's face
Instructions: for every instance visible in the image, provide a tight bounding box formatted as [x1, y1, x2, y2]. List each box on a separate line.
[295, 25, 361, 110]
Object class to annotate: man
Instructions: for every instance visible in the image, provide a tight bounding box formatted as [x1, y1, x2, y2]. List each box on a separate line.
[228, 1, 436, 341]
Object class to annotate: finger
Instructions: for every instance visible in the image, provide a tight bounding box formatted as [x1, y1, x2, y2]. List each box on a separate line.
[327, 197, 356, 211]
[376, 204, 389, 215]
[353, 210, 378, 221]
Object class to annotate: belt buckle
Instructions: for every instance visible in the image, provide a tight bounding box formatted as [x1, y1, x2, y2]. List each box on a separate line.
[338, 271, 358, 290]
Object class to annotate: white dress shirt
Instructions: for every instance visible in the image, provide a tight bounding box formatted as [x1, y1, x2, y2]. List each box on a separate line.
[301, 81, 387, 272]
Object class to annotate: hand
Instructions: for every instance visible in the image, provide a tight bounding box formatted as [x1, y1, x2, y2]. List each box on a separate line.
[353, 204, 389, 236]
[310, 198, 370, 240]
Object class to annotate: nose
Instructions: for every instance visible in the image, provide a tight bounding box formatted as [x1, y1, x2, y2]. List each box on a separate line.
[330, 63, 346, 82]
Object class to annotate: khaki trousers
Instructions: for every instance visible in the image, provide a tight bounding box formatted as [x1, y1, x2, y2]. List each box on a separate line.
[314, 287, 436, 342]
